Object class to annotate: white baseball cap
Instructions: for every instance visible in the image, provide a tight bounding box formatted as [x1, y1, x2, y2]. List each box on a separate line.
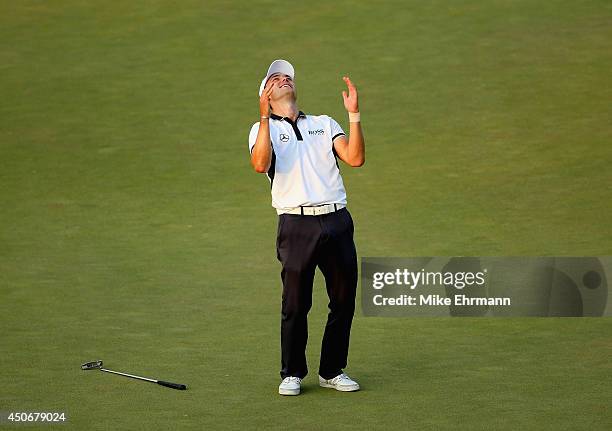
[258, 59, 295, 96]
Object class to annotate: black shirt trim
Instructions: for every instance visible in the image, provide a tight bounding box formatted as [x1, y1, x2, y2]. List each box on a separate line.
[332, 132, 345, 142]
[270, 111, 306, 141]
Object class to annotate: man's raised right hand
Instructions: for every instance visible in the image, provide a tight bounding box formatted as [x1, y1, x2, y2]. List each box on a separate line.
[260, 80, 274, 117]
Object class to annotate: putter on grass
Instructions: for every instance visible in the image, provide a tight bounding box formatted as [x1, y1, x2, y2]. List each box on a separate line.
[81, 360, 187, 390]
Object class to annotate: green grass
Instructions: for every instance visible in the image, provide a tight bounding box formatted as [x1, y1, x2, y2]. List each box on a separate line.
[1, 0, 611, 429]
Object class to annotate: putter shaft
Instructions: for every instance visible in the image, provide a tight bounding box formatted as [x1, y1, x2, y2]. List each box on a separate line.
[100, 368, 156, 383]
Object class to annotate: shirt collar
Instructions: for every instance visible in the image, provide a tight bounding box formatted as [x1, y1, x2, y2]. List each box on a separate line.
[270, 111, 306, 122]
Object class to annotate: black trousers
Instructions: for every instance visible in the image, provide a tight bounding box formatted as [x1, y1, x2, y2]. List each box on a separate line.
[276, 207, 358, 380]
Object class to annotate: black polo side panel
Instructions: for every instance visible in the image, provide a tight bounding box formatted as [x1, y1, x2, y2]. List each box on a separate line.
[267, 148, 276, 188]
[332, 146, 340, 170]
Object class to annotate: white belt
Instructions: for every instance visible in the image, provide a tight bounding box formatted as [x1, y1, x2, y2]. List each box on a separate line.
[277, 203, 345, 216]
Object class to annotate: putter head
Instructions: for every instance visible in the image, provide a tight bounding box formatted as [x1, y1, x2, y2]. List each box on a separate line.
[81, 360, 103, 370]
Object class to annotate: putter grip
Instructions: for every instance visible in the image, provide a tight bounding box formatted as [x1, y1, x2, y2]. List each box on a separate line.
[157, 380, 187, 390]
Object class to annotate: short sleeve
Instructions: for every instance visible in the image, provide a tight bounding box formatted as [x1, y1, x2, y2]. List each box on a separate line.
[329, 116, 346, 142]
[248, 122, 260, 154]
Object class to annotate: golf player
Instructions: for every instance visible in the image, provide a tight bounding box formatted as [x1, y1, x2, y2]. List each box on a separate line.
[248, 59, 365, 396]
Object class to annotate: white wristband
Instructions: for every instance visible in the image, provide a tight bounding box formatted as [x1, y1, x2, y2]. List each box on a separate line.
[348, 111, 360, 123]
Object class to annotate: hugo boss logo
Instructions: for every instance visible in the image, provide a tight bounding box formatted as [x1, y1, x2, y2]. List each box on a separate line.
[308, 129, 325, 135]
[279, 134, 290, 142]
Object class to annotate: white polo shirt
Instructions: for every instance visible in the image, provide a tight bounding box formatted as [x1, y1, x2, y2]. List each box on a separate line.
[248, 111, 348, 213]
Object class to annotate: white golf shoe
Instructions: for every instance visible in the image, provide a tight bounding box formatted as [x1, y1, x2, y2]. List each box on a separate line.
[278, 376, 302, 396]
[319, 373, 360, 392]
